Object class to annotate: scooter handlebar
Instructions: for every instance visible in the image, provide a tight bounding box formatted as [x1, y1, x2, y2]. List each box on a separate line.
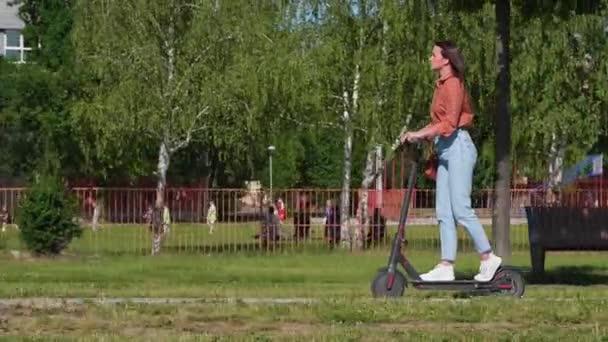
[391, 139, 423, 152]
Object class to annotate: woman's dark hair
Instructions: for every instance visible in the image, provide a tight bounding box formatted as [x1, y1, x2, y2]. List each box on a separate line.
[434, 40, 465, 80]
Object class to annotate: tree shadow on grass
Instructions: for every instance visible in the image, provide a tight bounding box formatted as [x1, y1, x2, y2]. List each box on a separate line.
[453, 265, 608, 287]
[524, 265, 608, 286]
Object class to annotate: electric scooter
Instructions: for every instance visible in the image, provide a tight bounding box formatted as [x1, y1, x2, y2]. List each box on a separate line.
[370, 144, 525, 298]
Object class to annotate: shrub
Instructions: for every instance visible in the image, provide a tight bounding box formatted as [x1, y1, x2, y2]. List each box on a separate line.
[17, 175, 82, 255]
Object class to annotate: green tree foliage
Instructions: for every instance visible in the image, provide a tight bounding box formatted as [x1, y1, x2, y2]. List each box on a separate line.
[0, 0, 81, 181]
[2, 0, 607, 190]
[511, 4, 608, 180]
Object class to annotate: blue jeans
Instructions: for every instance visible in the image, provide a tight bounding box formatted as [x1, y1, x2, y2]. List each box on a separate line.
[435, 129, 492, 261]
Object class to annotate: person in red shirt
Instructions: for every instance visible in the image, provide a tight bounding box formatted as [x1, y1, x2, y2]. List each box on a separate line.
[401, 40, 501, 282]
[276, 198, 286, 224]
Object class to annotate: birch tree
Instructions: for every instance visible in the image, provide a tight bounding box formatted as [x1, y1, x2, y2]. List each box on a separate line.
[293, 0, 453, 248]
[72, 0, 225, 253]
[73, 0, 220, 210]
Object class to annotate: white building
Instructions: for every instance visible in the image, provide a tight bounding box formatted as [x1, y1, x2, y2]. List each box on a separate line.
[0, 1, 30, 63]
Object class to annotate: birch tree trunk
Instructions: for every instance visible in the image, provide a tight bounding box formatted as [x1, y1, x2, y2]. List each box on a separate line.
[152, 141, 170, 255]
[340, 88, 353, 249]
[375, 145, 383, 210]
[339, 64, 360, 250]
[546, 132, 566, 203]
[151, 12, 175, 255]
[156, 141, 170, 208]
[354, 149, 376, 250]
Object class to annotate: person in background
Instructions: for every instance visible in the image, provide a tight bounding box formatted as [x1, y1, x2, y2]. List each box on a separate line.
[0, 205, 9, 233]
[207, 200, 217, 234]
[162, 205, 171, 235]
[260, 205, 281, 250]
[366, 208, 386, 248]
[324, 199, 341, 248]
[293, 193, 311, 241]
[276, 198, 286, 224]
[143, 204, 153, 228]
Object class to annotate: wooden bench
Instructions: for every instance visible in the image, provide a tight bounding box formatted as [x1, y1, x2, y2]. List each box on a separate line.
[525, 206, 608, 273]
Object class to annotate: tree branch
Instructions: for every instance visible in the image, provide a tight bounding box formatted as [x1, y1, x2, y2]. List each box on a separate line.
[168, 106, 209, 154]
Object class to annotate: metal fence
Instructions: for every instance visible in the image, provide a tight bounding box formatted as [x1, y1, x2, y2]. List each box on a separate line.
[2, 187, 607, 223]
[0, 187, 606, 255]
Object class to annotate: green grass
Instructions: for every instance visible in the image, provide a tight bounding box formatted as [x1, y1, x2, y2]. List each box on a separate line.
[0, 250, 606, 298]
[1, 296, 607, 341]
[0, 251, 606, 340]
[0, 224, 606, 340]
[0, 223, 532, 255]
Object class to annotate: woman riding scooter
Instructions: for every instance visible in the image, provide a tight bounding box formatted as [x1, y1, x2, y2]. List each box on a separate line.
[401, 40, 502, 282]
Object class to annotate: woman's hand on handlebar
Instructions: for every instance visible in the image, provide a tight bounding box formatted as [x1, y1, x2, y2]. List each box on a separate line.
[400, 131, 423, 144]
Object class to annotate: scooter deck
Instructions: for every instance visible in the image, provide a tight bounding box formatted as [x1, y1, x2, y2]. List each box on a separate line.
[411, 279, 490, 285]
[410, 279, 503, 292]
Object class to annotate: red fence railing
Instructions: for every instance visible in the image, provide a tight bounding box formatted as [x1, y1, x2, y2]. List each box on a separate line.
[1, 187, 606, 224]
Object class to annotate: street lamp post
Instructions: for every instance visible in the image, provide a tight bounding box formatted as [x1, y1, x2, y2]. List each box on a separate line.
[268, 145, 275, 203]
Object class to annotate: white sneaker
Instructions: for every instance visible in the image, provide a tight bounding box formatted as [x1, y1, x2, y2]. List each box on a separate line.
[420, 263, 455, 281]
[474, 254, 502, 282]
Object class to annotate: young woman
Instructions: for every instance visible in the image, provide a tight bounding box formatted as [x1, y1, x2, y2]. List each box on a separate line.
[401, 41, 502, 282]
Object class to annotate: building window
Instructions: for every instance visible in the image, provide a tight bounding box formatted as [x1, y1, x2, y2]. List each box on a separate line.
[4, 30, 31, 63]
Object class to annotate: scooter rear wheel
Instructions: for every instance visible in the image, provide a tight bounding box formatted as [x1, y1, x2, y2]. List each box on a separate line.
[492, 268, 525, 298]
[371, 270, 406, 298]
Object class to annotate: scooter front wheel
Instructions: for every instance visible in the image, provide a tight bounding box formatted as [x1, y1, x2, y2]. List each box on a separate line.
[371, 270, 406, 298]
[492, 268, 525, 298]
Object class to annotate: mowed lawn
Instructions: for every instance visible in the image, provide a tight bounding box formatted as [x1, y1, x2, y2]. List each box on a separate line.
[0, 245, 606, 340]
